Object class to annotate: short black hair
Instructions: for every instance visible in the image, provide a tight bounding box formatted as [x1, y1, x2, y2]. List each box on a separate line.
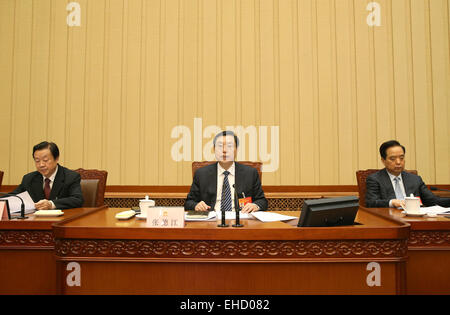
[33, 141, 60, 160]
[379, 140, 405, 159]
[213, 131, 239, 148]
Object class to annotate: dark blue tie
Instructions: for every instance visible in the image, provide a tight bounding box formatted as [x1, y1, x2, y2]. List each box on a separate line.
[221, 171, 232, 211]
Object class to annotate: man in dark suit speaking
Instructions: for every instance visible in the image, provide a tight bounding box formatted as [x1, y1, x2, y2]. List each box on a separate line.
[184, 131, 267, 213]
[366, 140, 450, 208]
[11, 141, 84, 210]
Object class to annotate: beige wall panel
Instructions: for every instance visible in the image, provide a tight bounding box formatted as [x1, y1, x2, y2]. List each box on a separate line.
[410, 0, 435, 184]
[28, 0, 50, 171]
[84, 0, 105, 170]
[335, 0, 358, 185]
[0, 0, 15, 184]
[259, 0, 278, 185]
[297, 0, 319, 185]
[240, 0, 257, 126]
[47, 0, 69, 161]
[391, 0, 416, 167]
[199, 0, 219, 165]
[64, 0, 87, 171]
[429, 0, 450, 184]
[121, 0, 144, 185]
[235, 1, 261, 171]
[10, 1, 33, 183]
[179, 0, 199, 183]
[373, 0, 396, 166]
[1, 0, 449, 186]
[220, 0, 238, 127]
[103, 0, 125, 185]
[279, 0, 298, 185]
[354, 0, 377, 172]
[161, 0, 181, 185]
[316, 0, 339, 184]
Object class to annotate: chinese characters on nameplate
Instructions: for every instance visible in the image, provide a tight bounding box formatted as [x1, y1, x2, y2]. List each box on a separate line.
[146, 207, 185, 228]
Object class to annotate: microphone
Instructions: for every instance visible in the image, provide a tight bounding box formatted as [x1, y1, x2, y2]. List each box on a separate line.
[430, 186, 450, 193]
[0, 192, 27, 220]
[232, 184, 243, 228]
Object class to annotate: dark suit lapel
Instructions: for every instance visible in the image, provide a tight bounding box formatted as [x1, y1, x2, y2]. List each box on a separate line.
[49, 166, 64, 200]
[401, 171, 413, 197]
[209, 163, 218, 206]
[234, 162, 243, 196]
[30, 173, 45, 201]
[380, 169, 396, 199]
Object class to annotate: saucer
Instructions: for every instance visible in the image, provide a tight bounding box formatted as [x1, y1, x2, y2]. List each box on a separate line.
[401, 211, 426, 217]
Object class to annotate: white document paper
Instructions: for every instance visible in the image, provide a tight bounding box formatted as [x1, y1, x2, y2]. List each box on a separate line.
[222, 211, 252, 220]
[0, 191, 36, 214]
[185, 211, 217, 221]
[421, 206, 450, 215]
[251, 211, 298, 222]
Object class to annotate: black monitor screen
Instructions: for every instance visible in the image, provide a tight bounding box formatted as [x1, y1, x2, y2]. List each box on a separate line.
[297, 196, 359, 227]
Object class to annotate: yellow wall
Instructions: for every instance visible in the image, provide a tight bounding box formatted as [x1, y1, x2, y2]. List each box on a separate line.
[0, 0, 449, 186]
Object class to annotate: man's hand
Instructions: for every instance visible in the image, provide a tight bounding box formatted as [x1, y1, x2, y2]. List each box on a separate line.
[35, 199, 54, 210]
[195, 201, 211, 211]
[241, 203, 259, 213]
[391, 199, 405, 209]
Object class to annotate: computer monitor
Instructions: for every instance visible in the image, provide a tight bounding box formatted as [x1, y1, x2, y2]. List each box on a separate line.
[297, 196, 359, 227]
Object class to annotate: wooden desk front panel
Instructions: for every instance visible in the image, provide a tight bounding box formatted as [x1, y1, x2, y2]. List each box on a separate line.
[57, 260, 401, 295]
[0, 249, 56, 295]
[363, 207, 450, 295]
[0, 207, 104, 295]
[54, 208, 409, 295]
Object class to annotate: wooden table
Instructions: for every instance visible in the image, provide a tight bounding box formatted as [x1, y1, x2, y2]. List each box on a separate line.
[364, 207, 450, 294]
[0, 207, 104, 294]
[53, 207, 409, 295]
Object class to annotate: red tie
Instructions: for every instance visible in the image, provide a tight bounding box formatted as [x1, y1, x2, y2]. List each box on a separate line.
[44, 178, 51, 200]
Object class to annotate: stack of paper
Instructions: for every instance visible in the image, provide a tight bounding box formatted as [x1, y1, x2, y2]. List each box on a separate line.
[421, 206, 450, 215]
[0, 191, 36, 214]
[251, 212, 297, 222]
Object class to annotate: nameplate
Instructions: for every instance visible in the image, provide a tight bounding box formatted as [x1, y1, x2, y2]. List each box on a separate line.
[146, 207, 185, 228]
[0, 201, 9, 221]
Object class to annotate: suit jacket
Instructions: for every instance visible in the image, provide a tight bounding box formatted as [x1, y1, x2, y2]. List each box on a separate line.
[184, 162, 268, 211]
[11, 165, 84, 209]
[365, 168, 450, 208]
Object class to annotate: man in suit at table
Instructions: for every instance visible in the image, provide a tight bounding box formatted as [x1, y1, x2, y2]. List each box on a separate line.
[365, 140, 450, 208]
[10, 141, 84, 210]
[184, 131, 268, 213]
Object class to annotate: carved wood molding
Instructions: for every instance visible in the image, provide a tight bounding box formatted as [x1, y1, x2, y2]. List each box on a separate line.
[55, 239, 408, 260]
[0, 230, 54, 248]
[408, 231, 450, 247]
[104, 197, 316, 211]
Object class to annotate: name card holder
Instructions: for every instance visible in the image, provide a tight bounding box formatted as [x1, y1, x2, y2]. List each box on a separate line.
[0, 201, 10, 221]
[146, 207, 185, 228]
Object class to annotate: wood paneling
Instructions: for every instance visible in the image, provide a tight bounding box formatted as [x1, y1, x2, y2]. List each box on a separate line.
[0, 0, 448, 186]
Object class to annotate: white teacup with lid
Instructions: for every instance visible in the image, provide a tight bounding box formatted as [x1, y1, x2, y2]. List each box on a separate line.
[139, 195, 155, 217]
[403, 194, 421, 214]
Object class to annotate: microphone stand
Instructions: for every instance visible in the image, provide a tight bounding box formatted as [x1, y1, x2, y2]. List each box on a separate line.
[0, 193, 27, 220]
[232, 185, 243, 228]
[217, 206, 229, 228]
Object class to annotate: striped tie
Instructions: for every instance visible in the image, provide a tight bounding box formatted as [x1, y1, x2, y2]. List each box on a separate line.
[221, 171, 232, 211]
